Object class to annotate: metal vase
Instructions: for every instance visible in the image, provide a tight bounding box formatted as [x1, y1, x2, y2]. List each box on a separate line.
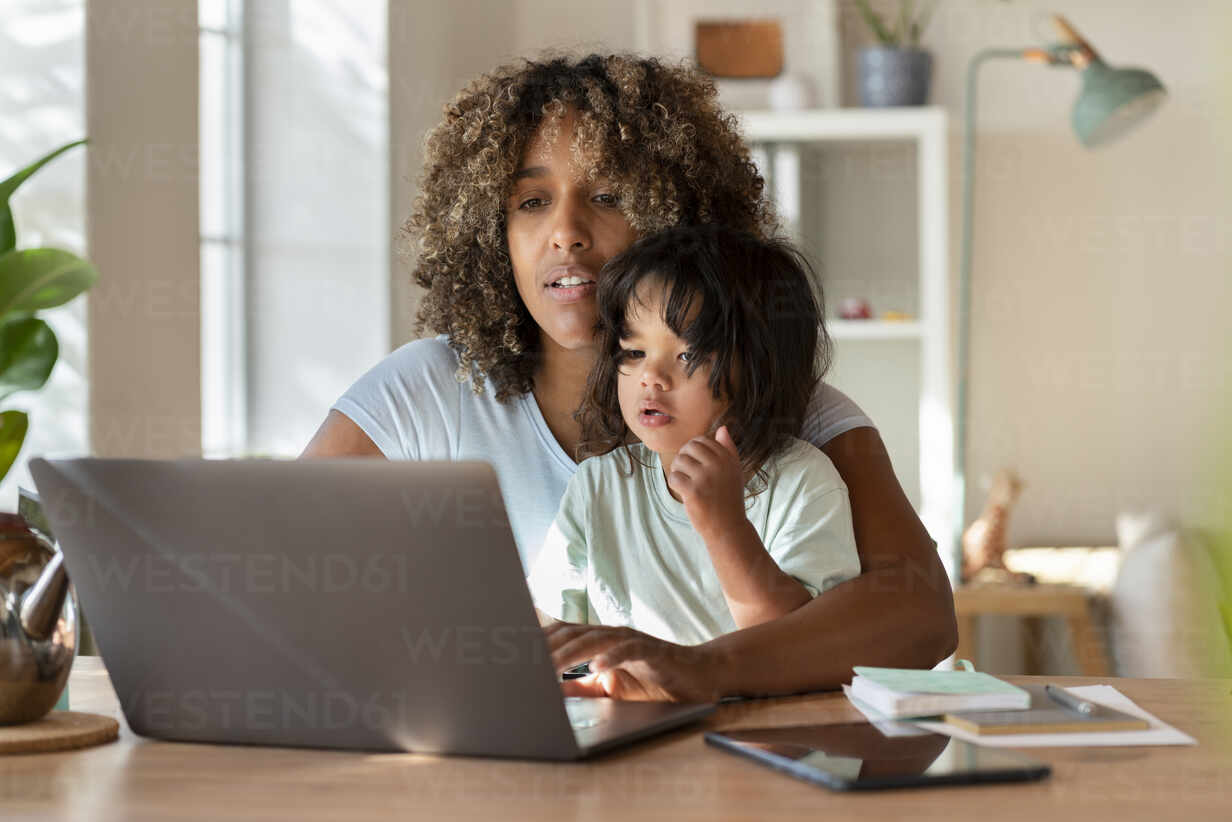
[858, 46, 933, 107]
[0, 514, 78, 725]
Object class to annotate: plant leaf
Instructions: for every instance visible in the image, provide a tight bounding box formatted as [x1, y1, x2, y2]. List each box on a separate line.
[915, 0, 940, 44]
[0, 316, 58, 403]
[0, 248, 99, 317]
[0, 139, 88, 203]
[0, 139, 87, 255]
[0, 409, 29, 485]
[0, 209, 14, 258]
[854, 0, 897, 46]
[899, 0, 914, 46]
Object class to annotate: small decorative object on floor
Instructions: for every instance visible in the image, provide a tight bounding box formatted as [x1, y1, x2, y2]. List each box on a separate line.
[838, 298, 873, 319]
[0, 711, 118, 754]
[853, 0, 936, 106]
[962, 469, 1036, 585]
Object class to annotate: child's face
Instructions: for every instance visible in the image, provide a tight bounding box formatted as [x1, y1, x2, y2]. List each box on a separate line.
[615, 287, 729, 459]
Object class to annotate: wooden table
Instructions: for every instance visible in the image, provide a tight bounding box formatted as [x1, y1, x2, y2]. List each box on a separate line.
[2, 657, 1229, 821]
[955, 583, 1112, 675]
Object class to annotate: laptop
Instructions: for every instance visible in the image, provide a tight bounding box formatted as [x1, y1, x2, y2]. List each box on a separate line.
[28, 457, 714, 759]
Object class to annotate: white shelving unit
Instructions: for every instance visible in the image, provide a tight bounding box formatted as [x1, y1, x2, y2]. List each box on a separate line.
[738, 107, 956, 580]
[829, 320, 922, 340]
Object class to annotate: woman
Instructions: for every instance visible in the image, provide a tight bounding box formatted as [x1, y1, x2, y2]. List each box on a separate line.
[304, 53, 957, 700]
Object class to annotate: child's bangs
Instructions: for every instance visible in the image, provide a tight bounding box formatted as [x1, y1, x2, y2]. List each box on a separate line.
[624, 263, 732, 381]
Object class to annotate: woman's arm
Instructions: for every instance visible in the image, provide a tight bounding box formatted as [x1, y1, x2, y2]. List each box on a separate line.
[546, 426, 958, 699]
[301, 410, 385, 458]
[799, 425, 959, 675]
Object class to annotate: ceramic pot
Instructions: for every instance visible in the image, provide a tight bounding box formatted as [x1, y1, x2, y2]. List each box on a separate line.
[858, 46, 933, 107]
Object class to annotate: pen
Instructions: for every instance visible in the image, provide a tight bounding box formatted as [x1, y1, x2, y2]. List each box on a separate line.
[1045, 683, 1095, 715]
[562, 661, 591, 680]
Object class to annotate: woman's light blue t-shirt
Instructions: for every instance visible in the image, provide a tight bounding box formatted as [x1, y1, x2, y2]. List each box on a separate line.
[332, 335, 874, 572]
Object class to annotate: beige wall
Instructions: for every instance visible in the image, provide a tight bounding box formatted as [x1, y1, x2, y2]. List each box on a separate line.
[883, 0, 1230, 544]
[390, 0, 514, 347]
[86, 0, 201, 458]
[392, 0, 1230, 545]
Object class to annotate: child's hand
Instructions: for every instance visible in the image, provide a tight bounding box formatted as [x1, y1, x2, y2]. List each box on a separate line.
[668, 425, 747, 541]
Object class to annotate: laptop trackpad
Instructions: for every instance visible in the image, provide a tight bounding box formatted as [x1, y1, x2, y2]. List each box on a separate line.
[565, 697, 714, 753]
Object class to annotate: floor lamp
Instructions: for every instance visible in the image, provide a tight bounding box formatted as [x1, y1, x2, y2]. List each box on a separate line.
[954, 14, 1167, 574]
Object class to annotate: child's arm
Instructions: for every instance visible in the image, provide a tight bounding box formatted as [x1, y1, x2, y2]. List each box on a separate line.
[552, 428, 952, 701]
[699, 520, 813, 628]
[668, 426, 812, 629]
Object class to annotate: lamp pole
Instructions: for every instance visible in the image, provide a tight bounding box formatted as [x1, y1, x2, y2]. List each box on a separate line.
[953, 15, 1165, 578]
[954, 47, 1037, 579]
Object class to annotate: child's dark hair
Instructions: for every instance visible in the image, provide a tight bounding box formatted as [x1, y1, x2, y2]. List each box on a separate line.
[577, 224, 831, 488]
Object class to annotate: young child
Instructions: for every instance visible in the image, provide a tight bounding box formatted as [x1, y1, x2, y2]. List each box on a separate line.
[527, 224, 862, 646]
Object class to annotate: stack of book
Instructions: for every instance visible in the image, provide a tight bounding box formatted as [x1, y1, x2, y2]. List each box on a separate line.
[847, 666, 1149, 735]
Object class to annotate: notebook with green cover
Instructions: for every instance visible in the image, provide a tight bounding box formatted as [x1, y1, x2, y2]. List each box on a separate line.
[849, 663, 1030, 719]
[853, 666, 1028, 697]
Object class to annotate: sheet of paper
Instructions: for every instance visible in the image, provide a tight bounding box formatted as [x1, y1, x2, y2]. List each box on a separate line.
[910, 685, 1197, 747]
[841, 684, 933, 737]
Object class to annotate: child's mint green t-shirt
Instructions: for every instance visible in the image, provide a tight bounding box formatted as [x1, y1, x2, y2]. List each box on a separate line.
[333, 336, 874, 571]
[526, 438, 861, 645]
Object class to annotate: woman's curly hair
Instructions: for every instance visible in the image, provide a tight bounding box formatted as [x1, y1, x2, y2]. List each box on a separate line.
[404, 51, 776, 402]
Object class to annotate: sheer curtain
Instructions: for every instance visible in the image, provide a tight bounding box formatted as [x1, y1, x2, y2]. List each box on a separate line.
[242, 0, 388, 457]
[200, 0, 389, 458]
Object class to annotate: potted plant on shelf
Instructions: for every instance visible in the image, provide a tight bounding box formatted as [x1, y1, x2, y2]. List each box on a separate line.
[853, 0, 938, 107]
[0, 139, 98, 489]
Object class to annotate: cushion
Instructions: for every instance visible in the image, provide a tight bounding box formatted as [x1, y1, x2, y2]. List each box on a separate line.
[1108, 511, 1232, 679]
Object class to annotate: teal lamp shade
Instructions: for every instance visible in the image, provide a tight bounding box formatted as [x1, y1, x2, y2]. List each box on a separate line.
[1072, 60, 1167, 147]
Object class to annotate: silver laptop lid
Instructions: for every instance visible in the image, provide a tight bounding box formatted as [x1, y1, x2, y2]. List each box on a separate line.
[30, 457, 585, 758]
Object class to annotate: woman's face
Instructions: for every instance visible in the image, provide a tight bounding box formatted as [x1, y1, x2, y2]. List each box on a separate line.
[506, 109, 638, 358]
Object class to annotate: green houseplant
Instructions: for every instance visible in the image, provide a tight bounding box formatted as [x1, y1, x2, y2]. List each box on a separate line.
[853, 0, 939, 106]
[0, 139, 98, 486]
[853, 0, 939, 48]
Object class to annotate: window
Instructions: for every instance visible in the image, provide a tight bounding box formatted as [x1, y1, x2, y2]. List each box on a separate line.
[199, 0, 388, 459]
[0, 0, 87, 507]
[200, 0, 247, 457]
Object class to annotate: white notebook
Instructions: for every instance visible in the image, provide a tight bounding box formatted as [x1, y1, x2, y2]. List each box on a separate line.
[848, 665, 1031, 719]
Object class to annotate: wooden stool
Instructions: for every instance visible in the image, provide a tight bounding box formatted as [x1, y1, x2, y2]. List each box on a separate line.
[953, 582, 1110, 675]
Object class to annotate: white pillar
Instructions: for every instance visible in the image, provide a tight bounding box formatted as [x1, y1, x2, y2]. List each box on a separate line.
[86, 0, 201, 458]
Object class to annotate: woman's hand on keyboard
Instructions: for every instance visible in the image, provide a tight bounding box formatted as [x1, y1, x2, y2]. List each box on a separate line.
[543, 621, 724, 702]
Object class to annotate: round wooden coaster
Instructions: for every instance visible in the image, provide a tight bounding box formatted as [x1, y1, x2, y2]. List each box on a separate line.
[0, 711, 119, 754]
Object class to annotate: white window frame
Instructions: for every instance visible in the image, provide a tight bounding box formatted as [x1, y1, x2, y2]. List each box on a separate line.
[200, 0, 247, 457]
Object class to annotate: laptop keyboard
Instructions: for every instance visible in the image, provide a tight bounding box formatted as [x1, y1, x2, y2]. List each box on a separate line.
[564, 697, 604, 730]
